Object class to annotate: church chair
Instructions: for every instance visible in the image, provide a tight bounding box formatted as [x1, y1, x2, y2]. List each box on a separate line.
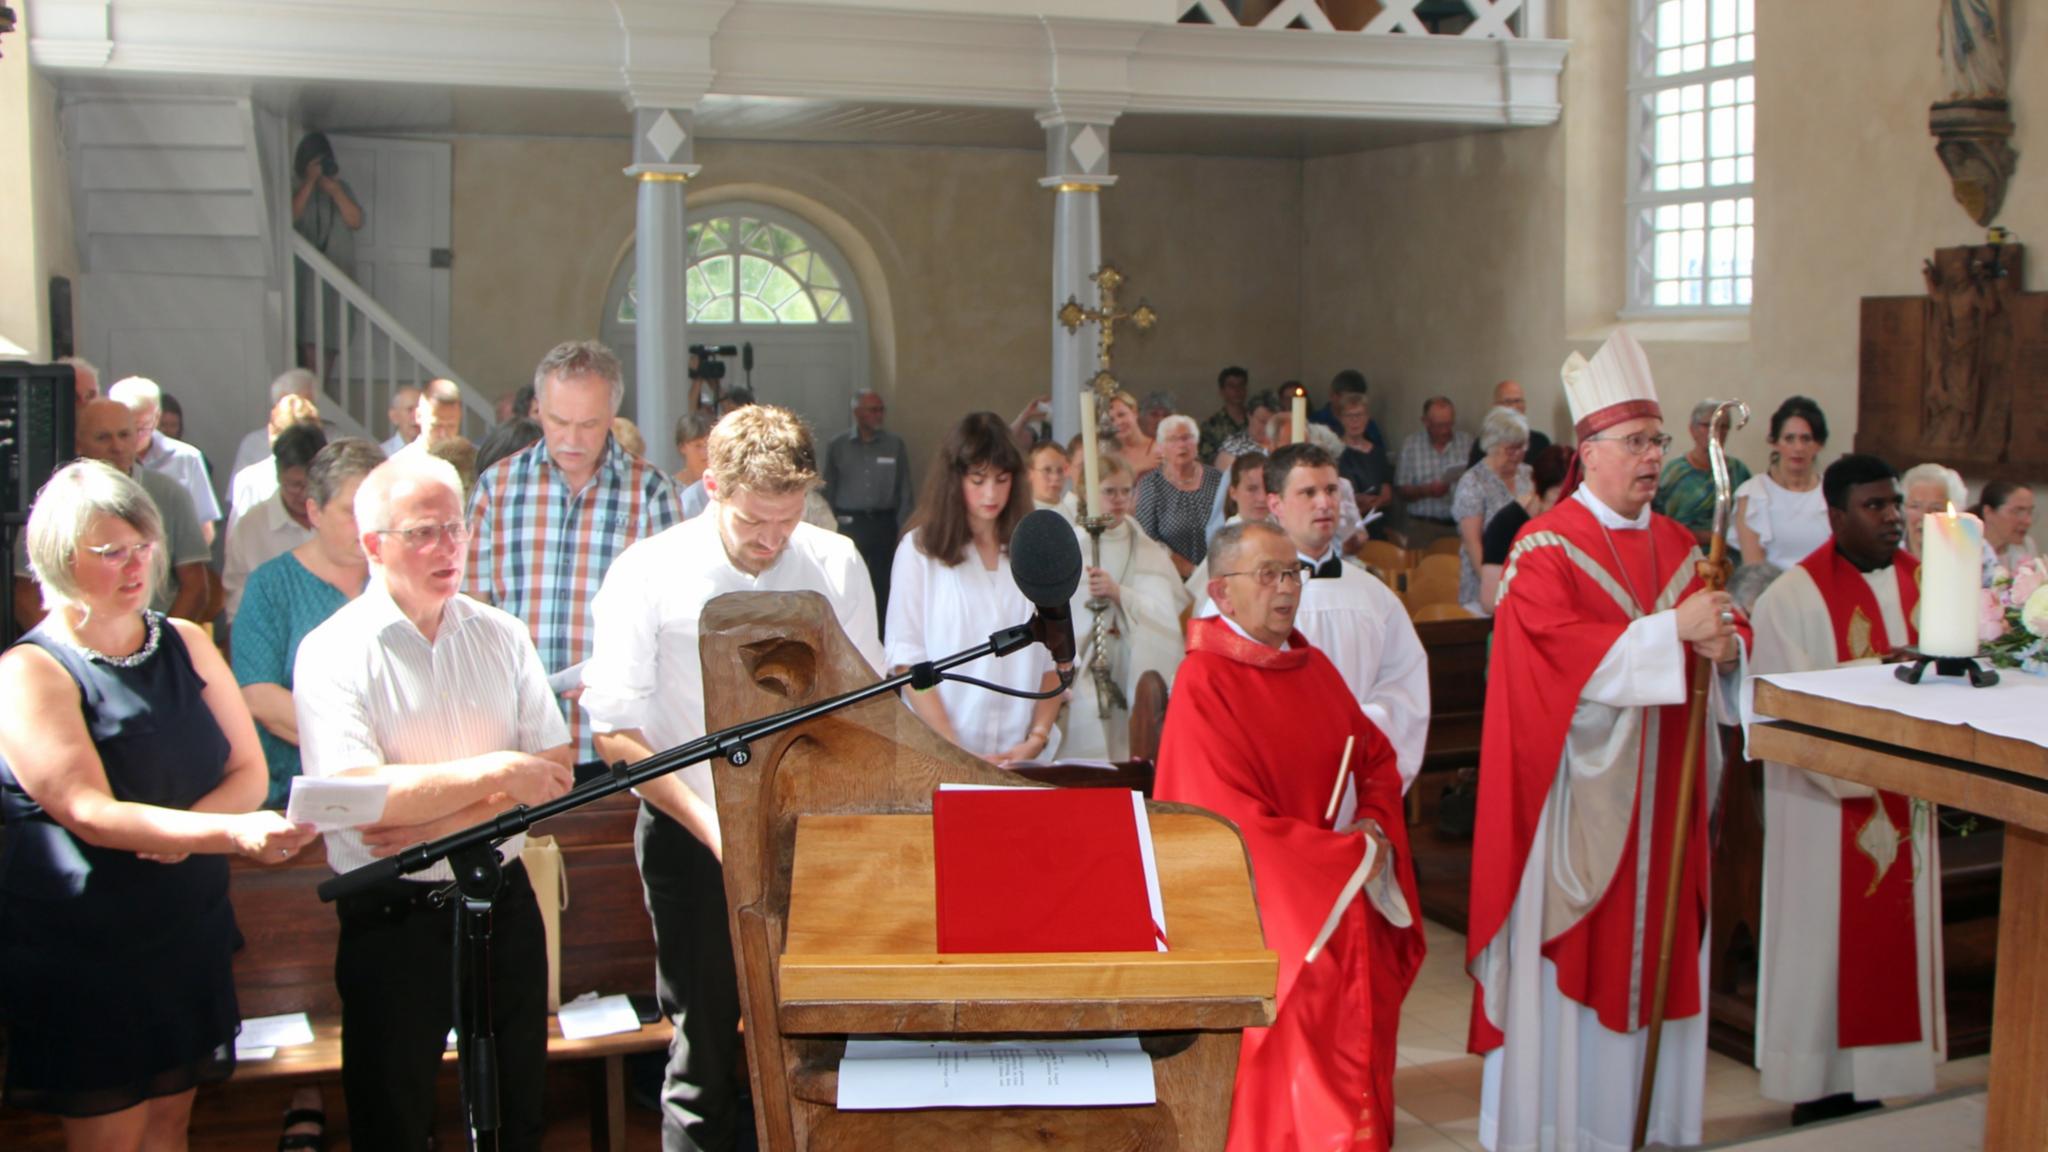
[1423, 536, 1464, 558]
[1404, 566, 1462, 610]
[1414, 552, 1462, 585]
[1357, 539, 1414, 573]
[1410, 602, 1476, 622]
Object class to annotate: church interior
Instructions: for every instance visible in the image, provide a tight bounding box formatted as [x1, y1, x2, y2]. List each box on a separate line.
[1, 0, 2043, 1149]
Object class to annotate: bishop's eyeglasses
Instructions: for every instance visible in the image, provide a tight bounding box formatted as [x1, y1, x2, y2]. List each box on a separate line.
[1584, 431, 1674, 456]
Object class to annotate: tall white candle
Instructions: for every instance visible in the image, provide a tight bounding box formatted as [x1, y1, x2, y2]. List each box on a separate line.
[1919, 506, 1983, 658]
[1079, 391, 1103, 519]
[1291, 393, 1308, 445]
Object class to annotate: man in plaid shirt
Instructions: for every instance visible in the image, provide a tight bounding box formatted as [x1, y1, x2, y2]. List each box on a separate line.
[467, 340, 681, 759]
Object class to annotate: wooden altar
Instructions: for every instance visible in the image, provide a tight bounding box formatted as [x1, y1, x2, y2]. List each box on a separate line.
[699, 591, 1276, 1151]
[1750, 674, 2048, 1152]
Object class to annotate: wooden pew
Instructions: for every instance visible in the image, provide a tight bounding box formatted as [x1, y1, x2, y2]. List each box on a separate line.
[1414, 613, 1492, 787]
[224, 791, 670, 1150]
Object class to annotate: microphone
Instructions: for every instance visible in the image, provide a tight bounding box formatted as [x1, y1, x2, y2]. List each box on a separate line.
[1009, 508, 1083, 671]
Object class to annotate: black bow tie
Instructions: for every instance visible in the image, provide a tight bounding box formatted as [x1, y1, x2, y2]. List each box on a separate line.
[1302, 555, 1343, 580]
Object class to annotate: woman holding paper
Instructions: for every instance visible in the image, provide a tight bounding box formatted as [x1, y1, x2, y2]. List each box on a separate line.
[234, 438, 386, 809]
[0, 461, 314, 1148]
[888, 413, 1064, 764]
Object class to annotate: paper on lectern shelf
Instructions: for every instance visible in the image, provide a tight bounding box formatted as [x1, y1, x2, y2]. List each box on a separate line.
[836, 1037, 1156, 1110]
[285, 776, 389, 831]
[557, 993, 641, 1040]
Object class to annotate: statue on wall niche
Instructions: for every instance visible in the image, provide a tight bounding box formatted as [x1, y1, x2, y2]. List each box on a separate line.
[1931, 0, 2017, 226]
[1939, 0, 2007, 100]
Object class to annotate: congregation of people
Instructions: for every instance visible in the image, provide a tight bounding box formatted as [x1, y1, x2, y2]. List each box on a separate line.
[1, 331, 2040, 1152]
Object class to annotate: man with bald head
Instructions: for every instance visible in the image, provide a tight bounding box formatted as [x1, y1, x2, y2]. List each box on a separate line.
[109, 375, 223, 544]
[1469, 379, 1552, 466]
[821, 388, 914, 616]
[1156, 519, 1423, 1150]
[12, 400, 212, 630]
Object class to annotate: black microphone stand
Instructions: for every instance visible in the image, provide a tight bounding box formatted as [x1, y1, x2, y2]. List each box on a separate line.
[318, 618, 1073, 1152]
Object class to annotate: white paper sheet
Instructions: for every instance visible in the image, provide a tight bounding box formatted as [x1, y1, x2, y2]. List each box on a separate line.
[556, 993, 642, 1040]
[285, 776, 390, 831]
[239, 1012, 316, 1051]
[547, 660, 587, 695]
[836, 1037, 1157, 1110]
[1754, 664, 2048, 750]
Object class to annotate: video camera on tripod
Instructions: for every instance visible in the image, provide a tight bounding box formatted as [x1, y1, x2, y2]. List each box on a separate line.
[689, 342, 754, 402]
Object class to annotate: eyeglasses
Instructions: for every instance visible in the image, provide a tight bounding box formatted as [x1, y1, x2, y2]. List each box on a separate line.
[374, 521, 472, 549]
[1584, 431, 1674, 456]
[83, 540, 158, 566]
[1214, 564, 1304, 588]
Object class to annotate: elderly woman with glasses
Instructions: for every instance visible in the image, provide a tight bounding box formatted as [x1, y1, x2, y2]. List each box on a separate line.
[0, 461, 315, 1150]
[1452, 406, 1533, 615]
[1135, 413, 1225, 579]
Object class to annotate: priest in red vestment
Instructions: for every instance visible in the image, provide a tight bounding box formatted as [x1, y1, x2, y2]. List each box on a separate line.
[1156, 519, 1425, 1152]
[1466, 330, 1748, 1151]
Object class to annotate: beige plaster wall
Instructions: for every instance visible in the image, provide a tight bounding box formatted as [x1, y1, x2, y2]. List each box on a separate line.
[0, 13, 77, 360]
[1305, 0, 2045, 483]
[448, 137, 1302, 460]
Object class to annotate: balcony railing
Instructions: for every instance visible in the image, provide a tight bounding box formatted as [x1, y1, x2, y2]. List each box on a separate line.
[1178, 0, 1544, 38]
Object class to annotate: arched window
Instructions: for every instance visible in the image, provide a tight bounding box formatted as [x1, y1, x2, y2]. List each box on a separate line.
[602, 203, 869, 440]
[613, 211, 858, 326]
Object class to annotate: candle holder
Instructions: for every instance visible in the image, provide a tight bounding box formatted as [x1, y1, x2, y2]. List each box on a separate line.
[1893, 650, 2001, 688]
[1078, 514, 1126, 718]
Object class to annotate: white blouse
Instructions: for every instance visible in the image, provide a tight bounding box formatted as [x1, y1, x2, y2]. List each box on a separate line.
[1737, 472, 1830, 570]
[885, 536, 1058, 760]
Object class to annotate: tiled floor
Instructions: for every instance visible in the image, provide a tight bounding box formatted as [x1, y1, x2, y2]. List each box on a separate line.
[1388, 920, 1991, 1151]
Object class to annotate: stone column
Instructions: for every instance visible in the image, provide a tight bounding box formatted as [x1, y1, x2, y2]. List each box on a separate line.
[1040, 114, 1117, 447]
[624, 106, 700, 476]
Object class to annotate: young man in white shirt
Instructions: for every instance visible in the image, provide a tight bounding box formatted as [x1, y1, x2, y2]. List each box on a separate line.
[293, 453, 574, 1152]
[581, 405, 880, 1152]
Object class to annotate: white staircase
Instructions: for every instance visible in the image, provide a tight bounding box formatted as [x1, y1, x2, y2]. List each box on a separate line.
[63, 92, 485, 475]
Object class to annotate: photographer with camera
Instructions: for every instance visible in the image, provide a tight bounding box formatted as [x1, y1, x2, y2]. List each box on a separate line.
[292, 132, 365, 375]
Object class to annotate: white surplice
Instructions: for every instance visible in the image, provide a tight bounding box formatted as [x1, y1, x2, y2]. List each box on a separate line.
[1478, 487, 1741, 1152]
[1060, 517, 1189, 761]
[1744, 562, 1945, 1104]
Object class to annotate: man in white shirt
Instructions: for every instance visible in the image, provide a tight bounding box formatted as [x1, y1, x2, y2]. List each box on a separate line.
[398, 378, 468, 454]
[582, 404, 880, 1152]
[222, 423, 326, 620]
[1199, 442, 1431, 792]
[382, 383, 422, 455]
[108, 375, 223, 544]
[293, 452, 574, 1152]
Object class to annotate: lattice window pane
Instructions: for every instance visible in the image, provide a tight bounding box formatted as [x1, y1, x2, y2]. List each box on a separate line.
[1630, 0, 1754, 311]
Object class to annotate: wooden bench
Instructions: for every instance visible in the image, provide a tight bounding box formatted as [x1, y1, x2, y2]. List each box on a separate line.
[226, 791, 669, 1150]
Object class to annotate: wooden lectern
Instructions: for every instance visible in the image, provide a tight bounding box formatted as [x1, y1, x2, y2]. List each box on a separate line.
[1751, 676, 2048, 1152]
[699, 592, 1277, 1151]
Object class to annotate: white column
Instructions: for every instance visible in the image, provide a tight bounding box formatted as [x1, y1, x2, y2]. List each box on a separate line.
[625, 106, 700, 476]
[1040, 113, 1117, 447]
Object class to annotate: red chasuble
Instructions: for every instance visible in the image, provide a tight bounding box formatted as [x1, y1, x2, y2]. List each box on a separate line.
[1466, 496, 1745, 1052]
[1795, 542, 1925, 1049]
[1157, 618, 1426, 1152]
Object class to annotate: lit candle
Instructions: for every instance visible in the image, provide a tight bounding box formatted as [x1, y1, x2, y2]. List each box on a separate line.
[1291, 392, 1307, 444]
[1079, 391, 1103, 519]
[1919, 503, 1983, 658]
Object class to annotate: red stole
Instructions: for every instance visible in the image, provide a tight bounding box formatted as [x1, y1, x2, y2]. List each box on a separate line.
[1158, 618, 1425, 1152]
[1796, 543, 1924, 1049]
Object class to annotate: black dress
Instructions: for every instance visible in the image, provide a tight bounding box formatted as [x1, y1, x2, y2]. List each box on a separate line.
[0, 613, 241, 1116]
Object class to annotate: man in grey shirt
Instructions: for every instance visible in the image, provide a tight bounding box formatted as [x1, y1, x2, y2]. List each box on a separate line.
[821, 389, 914, 618]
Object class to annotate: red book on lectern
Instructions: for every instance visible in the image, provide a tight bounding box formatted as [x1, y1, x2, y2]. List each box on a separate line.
[932, 787, 1159, 955]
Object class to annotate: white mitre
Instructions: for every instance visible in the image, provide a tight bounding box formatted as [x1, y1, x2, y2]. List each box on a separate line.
[1561, 329, 1662, 438]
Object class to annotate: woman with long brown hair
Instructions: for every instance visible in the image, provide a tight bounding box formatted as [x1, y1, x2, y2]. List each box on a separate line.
[886, 413, 1064, 764]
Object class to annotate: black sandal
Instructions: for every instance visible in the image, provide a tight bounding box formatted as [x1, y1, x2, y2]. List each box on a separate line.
[279, 1105, 326, 1151]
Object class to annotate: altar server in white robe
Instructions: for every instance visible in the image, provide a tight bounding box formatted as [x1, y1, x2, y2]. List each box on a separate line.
[887, 412, 1063, 764]
[1198, 442, 1429, 791]
[1746, 453, 1943, 1126]
[1468, 332, 1746, 1152]
[1062, 453, 1189, 760]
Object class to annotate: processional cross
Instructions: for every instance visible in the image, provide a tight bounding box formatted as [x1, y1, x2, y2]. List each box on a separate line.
[1057, 264, 1158, 402]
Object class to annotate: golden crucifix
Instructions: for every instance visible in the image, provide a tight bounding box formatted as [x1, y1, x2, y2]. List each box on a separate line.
[1057, 264, 1158, 401]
